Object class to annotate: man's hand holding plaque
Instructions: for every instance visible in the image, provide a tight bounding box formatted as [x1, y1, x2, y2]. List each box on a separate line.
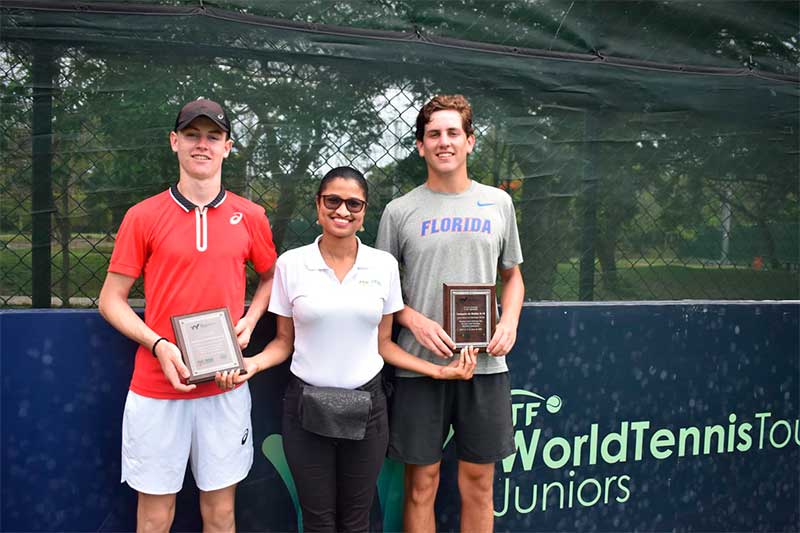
[171, 308, 247, 384]
[442, 283, 497, 353]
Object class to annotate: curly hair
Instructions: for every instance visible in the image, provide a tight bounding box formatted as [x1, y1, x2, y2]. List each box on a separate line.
[414, 94, 474, 142]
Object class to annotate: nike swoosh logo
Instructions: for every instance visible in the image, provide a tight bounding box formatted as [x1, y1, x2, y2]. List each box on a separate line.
[477, 201, 495, 207]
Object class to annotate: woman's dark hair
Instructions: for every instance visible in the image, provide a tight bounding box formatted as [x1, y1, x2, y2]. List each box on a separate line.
[317, 166, 368, 202]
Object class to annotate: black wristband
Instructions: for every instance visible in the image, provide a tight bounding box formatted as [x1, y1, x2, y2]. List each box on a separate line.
[151, 337, 168, 358]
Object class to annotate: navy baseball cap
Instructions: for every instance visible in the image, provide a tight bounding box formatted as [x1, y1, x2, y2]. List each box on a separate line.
[174, 98, 231, 134]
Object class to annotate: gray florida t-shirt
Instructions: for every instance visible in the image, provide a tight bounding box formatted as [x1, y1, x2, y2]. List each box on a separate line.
[376, 181, 523, 376]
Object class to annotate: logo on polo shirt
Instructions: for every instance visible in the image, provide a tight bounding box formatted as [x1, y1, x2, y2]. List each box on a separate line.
[241, 428, 249, 445]
[230, 212, 243, 225]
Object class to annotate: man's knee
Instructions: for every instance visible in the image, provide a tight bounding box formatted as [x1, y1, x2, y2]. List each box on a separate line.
[405, 463, 441, 505]
[137, 493, 176, 533]
[200, 500, 234, 527]
[199, 487, 236, 532]
[457, 461, 494, 502]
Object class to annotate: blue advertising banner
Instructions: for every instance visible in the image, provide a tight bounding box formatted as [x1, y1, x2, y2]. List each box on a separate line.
[488, 303, 799, 532]
[1, 302, 798, 532]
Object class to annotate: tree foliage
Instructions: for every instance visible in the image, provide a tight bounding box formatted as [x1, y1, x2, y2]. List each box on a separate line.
[1, 1, 797, 305]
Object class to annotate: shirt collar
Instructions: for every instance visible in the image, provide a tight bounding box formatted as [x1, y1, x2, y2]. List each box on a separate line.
[169, 184, 227, 212]
[305, 235, 367, 271]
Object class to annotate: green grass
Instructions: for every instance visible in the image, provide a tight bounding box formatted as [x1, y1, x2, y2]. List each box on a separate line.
[2, 248, 114, 298]
[3, 247, 799, 305]
[550, 262, 799, 300]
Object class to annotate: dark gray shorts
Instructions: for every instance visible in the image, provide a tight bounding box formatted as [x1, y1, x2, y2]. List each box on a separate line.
[387, 372, 514, 465]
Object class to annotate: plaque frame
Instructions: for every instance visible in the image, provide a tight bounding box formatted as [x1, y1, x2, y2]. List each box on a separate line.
[442, 283, 496, 352]
[170, 308, 246, 384]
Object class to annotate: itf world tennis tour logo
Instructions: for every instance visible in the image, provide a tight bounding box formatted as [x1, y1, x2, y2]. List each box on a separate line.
[258, 387, 799, 525]
[495, 389, 800, 517]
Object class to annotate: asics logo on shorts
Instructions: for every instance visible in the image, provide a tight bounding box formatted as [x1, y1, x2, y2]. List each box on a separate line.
[241, 428, 249, 445]
[230, 212, 243, 225]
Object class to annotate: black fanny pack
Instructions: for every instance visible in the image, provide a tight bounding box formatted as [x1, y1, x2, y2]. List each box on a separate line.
[299, 384, 372, 441]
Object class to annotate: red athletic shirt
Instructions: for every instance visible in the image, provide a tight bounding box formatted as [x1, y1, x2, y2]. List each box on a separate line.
[108, 186, 277, 399]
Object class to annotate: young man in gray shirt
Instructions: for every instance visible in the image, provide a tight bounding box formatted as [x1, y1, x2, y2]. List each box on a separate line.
[376, 94, 524, 532]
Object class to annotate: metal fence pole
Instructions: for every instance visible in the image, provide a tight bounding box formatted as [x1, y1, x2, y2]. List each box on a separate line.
[578, 110, 599, 301]
[31, 41, 55, 308]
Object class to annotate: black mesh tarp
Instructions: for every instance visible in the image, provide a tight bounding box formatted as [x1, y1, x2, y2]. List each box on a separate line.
[2, 1, 798, 306]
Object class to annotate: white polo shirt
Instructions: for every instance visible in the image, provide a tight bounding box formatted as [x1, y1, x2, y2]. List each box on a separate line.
[268, 236, 404, 389]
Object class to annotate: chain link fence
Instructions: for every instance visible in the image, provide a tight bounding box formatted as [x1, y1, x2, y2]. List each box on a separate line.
[2, 6, 798, 307]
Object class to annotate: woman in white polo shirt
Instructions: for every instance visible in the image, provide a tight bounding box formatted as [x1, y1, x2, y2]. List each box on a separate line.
[216, 166, 477, 532]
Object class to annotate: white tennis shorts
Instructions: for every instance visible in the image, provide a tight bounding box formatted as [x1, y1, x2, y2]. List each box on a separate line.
[121, 383, 253, 494]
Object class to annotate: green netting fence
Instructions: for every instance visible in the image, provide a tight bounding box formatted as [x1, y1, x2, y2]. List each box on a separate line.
[2, 1, 798, 307]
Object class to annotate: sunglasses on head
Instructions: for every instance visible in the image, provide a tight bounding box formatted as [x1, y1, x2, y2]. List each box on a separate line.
[320, 194, 367, 213]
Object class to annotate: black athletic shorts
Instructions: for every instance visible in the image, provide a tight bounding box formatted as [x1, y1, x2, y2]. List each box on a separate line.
[387, 372, 515, 465]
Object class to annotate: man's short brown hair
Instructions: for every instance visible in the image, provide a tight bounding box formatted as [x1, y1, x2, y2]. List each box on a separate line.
[415, 94, 474, 142]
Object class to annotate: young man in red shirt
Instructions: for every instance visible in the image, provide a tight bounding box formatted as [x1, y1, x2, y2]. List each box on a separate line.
[99, 98, 276, 532]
